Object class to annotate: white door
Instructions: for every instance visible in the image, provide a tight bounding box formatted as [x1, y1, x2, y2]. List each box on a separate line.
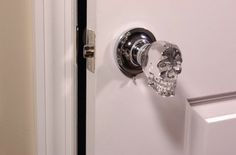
[85, 0, 236, 155]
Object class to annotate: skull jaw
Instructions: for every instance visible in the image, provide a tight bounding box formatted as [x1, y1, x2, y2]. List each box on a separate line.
[147, 76, 177, 97]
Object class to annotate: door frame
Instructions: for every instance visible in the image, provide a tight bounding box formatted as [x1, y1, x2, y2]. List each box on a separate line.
[34, 0, 77, 154]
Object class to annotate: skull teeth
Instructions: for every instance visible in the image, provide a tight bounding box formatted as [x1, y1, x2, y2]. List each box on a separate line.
[147, 76, 177, 97]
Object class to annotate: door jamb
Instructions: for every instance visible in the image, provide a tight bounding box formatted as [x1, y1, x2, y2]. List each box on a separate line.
[34, 0, 77, 154]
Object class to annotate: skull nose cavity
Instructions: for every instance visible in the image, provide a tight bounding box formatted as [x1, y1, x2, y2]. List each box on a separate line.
[167, 69, 177, 78]
[173, 65, 182, 74]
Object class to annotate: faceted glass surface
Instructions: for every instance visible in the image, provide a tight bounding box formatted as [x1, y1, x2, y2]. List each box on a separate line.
[139, 41, 182, 97]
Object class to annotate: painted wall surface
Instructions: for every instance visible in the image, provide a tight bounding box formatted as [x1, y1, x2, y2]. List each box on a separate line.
[88, 0, 236, 155]
[0, 0, 36, 154]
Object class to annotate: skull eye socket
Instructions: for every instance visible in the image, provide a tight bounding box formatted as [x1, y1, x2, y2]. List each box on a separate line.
[157, 60, 171, 70]
[158, 62, 166, 68]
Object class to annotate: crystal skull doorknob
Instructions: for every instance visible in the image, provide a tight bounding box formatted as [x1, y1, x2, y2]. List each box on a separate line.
[115, 28, 183, 97]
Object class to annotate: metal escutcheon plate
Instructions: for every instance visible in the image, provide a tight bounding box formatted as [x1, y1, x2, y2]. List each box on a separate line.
[115, 28, 156, 77]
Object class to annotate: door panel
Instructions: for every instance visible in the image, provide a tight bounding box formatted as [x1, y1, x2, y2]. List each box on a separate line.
[185, 98, 236, 155]
[87, 0, 236, 155]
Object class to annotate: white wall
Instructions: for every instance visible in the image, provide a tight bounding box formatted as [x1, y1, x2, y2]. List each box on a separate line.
[0, 0, 36, 154]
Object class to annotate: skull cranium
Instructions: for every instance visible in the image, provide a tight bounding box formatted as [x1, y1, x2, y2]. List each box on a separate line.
[157, 43, 182, 80]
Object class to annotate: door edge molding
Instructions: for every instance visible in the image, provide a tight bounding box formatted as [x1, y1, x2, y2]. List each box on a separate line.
[34, 0, 77, 154]
[188, 91, 236, 105]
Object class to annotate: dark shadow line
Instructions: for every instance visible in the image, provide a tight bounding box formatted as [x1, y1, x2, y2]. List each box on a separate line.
[77, 0, 87, 154]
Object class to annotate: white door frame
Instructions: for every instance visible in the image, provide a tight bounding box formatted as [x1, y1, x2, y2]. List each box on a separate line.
[34, 0, 77, 154]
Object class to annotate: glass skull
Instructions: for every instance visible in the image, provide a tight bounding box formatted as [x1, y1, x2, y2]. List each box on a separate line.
[138, 41, 183, 97]
[115, 28, 183, 97]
